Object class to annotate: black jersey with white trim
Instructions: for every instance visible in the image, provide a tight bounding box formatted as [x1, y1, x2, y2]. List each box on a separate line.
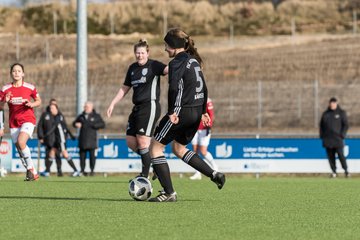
[167, 52, 208, 115]
[124, 59, 166, 105]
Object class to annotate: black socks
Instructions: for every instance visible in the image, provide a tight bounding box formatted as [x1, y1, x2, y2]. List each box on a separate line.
[152, 156, 174, 194]
[139, 148, 151, 178]
[182, 150, 214, 178]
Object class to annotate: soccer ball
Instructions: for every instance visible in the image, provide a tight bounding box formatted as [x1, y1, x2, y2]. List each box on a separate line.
[129, 176, 153, 201]
[0, 167, 7, 177]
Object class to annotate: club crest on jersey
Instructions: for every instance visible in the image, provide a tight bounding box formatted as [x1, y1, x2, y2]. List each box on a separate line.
[142, 68, 148, 76]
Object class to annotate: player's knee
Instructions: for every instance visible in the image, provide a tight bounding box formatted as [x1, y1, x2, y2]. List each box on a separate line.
[16, 140, 27, 149]
[199, 147, 208, 156]
[136, 136, 151, 149]
[150, 142, 162, 157]
[137, 141, 149, 150]
[172, 142, 186, 158]
[126, 136, 138, 151]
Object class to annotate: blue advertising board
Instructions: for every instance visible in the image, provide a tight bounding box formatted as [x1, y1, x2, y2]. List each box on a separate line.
[7, 138, 360, 173]
[207, 138, 351, 160]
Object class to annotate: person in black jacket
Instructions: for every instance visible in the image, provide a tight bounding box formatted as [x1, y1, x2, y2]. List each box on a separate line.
[48, 103, 79, 176]
[148, 28, 226, 202]
[320, 97, 350, 178]
[37, 99, 65, 177]
[73, 101, 105, 176]
[38, 101, 79, 177]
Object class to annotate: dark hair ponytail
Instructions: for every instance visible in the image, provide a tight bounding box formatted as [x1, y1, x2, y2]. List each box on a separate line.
[164, 28, 203, 67]
[184, 36, 203, 67]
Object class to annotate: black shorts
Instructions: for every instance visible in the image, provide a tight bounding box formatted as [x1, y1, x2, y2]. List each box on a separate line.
[154, 106, 202, 146]
[127, 101, 161, 137]
[47, 141, 67, 152]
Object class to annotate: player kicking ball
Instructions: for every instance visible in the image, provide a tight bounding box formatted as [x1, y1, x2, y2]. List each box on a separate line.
[148, 29, 225, 202]
[0, 63, 42, 181]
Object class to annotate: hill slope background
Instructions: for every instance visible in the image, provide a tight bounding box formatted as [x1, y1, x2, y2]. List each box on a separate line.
[0, 0, 359, 36]
[1, 0, 360, 134]
[0, 33, 359, 134]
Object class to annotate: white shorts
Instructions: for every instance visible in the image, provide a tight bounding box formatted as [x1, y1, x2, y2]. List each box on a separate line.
[191, 129, 211, 147]
[10, 122, 35, 143]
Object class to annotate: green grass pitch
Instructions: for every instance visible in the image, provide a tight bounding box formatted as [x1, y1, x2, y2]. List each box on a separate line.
[0, 175, 359, 240]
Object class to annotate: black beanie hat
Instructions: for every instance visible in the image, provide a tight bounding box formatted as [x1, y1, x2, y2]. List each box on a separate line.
[329, 97, 337, 103]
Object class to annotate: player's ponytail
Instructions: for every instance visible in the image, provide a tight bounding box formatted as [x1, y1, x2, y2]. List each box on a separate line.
[184, 35, 203, 68]
[134, 39, 149, 52]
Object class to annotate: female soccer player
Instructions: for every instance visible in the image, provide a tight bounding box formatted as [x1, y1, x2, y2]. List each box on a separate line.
[107, 39, 168, 179]
[148, 28, 226, 202]
[0, 63, 42, 181]
[46, 103, 80, 177]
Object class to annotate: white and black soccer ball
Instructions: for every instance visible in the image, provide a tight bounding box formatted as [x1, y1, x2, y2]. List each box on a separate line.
[129, 176, 153, 201]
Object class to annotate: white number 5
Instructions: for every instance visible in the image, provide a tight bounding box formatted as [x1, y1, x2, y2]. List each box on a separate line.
[194, 66, 203, 93]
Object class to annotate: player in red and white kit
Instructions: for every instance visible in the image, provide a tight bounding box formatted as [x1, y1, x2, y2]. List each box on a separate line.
[190, 98, 218, 180]
[0, 63, 42, 181]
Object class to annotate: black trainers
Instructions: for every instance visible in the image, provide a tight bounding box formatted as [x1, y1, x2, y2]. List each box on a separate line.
[148, 191, 177, 202]
[24, 169, 31, 181]
[24, 169, 39, 181]
[211, 172, 226, 189]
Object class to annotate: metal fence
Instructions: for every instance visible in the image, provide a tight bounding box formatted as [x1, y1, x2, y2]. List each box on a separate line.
[209, 78, 360, 132]
[1, 34, 360, 133]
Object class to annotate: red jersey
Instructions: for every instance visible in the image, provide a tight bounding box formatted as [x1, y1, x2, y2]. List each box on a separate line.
[199, 98, 214, 130]
[0, 82, 39, 128]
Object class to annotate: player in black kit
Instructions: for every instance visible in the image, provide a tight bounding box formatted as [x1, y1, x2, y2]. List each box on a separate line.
[148, 28, 226, 202]
[107, 39, 168, 179]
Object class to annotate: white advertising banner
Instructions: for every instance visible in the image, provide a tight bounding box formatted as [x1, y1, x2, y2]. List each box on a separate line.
[8, 138, 360, 173]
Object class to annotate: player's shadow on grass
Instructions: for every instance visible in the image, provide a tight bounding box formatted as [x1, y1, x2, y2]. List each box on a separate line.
[0, 195, 133, 202]
[47, 180, 131, 184]
[0, 195, 201, 202]
[0, 179, 130, 184]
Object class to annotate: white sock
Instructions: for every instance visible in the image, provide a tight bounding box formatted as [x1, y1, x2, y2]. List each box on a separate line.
[204, 152, 218, 171]
[22, 146, 37, 174]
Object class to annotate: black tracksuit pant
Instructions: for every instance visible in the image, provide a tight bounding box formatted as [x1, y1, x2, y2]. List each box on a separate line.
[79, 148, 96, 173]
[326, 147, 348, 174]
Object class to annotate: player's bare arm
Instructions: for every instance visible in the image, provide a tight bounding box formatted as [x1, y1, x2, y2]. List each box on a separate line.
[5, 92, 12, 103]
[107, 85, 131, 118]
[163, 66, 169, 75]
[25, 96, 41, 108]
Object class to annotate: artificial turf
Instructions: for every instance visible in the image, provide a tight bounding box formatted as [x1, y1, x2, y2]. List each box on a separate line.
[0, 175, 359, 240]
